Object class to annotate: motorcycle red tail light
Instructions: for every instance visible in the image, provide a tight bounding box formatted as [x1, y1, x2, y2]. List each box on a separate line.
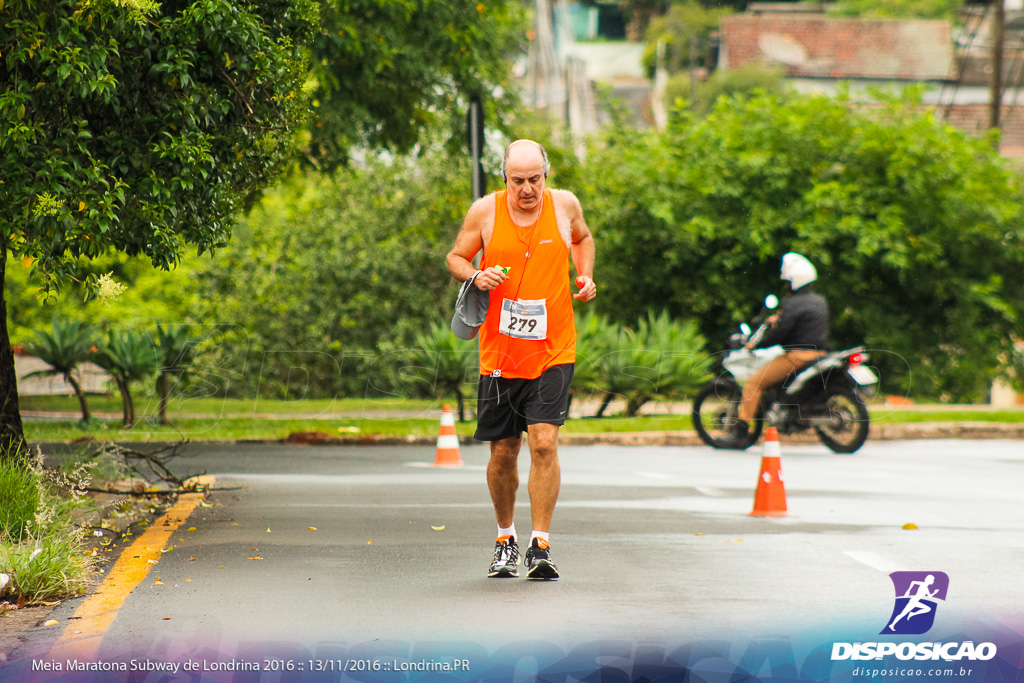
[848, 353, 864, 366]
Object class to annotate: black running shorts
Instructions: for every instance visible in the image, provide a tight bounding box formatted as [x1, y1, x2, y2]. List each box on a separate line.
[474, 364, 575, 442]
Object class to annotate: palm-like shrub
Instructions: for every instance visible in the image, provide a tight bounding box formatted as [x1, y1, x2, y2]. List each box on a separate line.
[407, 322, 478, 421]
[93, 330, 160, 428]
[623, 311, 712, 416]
[152, 324, 200, 425]
[22, 318, 96, 422]
[571, 311, 611, 414]
[583, 311, 712, 417]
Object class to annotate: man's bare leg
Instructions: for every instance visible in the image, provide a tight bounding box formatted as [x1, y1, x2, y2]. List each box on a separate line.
[486, 436, 523, 577]
[526, 423, 561, 533]
[523, 422, 561, 579]
[487, 436, 522, 529]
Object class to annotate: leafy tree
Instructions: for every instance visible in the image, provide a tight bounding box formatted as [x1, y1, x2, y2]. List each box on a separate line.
[406, 322, 478, 421]
[0, 0, 316, 455]
[189, 153, 473, 400]
[643, 1, 734, 75]
[664, 63, 784, 117]
[93, 330, 161, 428]
[306, 0, 527, 168]
[5, 251, 203, 346]
[578, 88, 1024, 401]
[829, 0, 963, 19]
[21, 318, 96, 423]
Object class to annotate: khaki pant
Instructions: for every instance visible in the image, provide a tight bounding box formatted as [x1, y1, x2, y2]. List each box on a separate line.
[739, 350, 826, 422]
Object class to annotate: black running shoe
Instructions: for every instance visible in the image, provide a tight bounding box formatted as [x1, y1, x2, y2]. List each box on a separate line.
[488, 536, 520, 578]
[524, 538, 559, 580]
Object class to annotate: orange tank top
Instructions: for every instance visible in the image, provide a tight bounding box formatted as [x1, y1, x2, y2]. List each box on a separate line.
[479, 190, 576, 379]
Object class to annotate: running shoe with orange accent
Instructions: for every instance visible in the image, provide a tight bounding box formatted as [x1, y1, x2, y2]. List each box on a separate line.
[524, 538, 559, 580]
[488, 535, 520, 578]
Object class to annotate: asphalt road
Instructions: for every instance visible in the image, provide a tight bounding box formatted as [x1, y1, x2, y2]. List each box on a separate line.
[7, 438, 1024, 681]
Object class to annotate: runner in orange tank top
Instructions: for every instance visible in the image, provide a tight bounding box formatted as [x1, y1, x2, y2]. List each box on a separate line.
[446, 139, 596, 580]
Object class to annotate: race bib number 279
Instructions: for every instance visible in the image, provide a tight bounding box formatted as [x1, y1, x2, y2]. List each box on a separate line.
[499, 298, 548, 340]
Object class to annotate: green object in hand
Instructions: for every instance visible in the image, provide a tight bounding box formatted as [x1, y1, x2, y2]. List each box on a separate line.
[496, 266, 510, 275]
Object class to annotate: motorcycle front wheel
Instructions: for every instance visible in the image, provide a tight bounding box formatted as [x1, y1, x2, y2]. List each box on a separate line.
[814, 387, 870, 453]
[691, 379, 763, 450]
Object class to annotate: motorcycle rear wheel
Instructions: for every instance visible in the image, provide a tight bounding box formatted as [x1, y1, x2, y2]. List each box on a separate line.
[814, 387, 870, 453]
[691, 379, 763, 450]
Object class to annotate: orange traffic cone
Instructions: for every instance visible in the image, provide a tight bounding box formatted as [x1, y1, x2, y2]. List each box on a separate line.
[432, 405, 464, 467]
[750, 426, 788, 516]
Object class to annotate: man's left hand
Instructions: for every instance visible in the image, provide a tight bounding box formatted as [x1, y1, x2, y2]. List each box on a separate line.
[573, 276, 596, 302]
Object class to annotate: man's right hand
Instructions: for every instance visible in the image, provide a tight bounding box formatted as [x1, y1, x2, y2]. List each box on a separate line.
[473, 266, 509, 291]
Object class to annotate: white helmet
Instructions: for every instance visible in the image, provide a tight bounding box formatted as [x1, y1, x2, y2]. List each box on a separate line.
[781, 252, 817, 290]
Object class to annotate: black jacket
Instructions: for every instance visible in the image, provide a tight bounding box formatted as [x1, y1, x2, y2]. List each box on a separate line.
[757, 285, 829, 351]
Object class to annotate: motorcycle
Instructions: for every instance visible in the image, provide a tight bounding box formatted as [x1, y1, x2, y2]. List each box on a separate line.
[691, 295, 879, 453]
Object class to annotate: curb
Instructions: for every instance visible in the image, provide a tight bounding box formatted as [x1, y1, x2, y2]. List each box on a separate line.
[263, 422, 1024, 447]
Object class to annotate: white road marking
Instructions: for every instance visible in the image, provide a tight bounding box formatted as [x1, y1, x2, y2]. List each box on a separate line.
[843, 550, 906, 574]
[636, 471, 675, 480]
[696, 486, 728, 497]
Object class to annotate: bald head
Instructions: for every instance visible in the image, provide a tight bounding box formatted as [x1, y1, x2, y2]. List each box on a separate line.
[501, 139, 550, 184]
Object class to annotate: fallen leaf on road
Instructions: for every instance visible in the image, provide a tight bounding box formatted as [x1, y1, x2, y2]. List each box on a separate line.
[186, 578, 192, 582]
[218, 565, 226, 569]
[367, 540, 373, 545]
[266, 528, 272, 533]
[694, 533, 705, 536]
[307, 527, 318, 531]
[729, 539, 744, 542]
[154, 578, 163, 585]
[431, 526, 445, 531]
[161, 547, 173, 553]
[247, 556, 263, 560]
[163, 617, 171, 620]
[188, 557, 196, 562]
[44, 620, 59, 627]
[187, 527, 196, 532]
[903, 522, 918, 530]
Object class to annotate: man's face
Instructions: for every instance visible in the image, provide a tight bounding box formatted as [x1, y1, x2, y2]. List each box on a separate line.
[504, 144, 546, 211]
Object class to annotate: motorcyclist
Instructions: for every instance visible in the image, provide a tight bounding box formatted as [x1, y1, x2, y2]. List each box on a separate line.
[724, 252, 829, 448]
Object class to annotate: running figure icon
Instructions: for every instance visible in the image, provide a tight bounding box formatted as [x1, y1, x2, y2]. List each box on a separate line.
[888, 575, 938, 631]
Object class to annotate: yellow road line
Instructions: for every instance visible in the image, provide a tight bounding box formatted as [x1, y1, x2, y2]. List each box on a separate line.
[48, 477, 215, 661]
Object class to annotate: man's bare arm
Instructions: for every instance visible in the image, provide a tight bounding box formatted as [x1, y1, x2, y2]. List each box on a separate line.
[562, 191, 596, 302]
[446, 195, 507, 291]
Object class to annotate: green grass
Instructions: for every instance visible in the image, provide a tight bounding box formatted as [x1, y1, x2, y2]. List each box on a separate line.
[20, 395, 1024, 443]
[19, 394, 440, 416]
[0, 455, 41, 539]
[868, 408, 1024, 425]
[0, 451, 96, 605]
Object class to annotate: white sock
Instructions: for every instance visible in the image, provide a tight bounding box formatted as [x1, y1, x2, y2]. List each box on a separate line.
[498, 524, 516, 541]
[531, 530, 550, 546]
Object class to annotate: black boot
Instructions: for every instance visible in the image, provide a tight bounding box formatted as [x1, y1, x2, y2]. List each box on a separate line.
[721, 419, 750, 449]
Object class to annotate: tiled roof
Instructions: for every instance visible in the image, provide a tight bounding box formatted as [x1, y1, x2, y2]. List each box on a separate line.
[721, 15, 954, 81]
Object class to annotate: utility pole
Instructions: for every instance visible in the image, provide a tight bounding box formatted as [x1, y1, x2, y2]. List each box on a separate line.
[990, 0, 1005, 130]
[467, 96, 486, 200]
